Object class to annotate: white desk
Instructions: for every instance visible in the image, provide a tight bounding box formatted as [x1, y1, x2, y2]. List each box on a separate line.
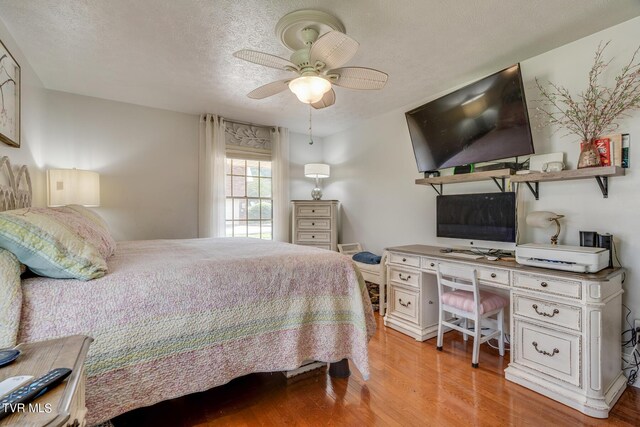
[384, 244, 626, 419]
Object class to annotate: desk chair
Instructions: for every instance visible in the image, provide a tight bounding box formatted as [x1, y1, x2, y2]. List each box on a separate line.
[436, 263, 507, 368]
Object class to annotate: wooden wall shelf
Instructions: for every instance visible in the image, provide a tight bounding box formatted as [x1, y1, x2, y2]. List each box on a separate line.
[510, 166, 625, 199]
[415, 169, 514, 195]
[414, 166, 625, 199]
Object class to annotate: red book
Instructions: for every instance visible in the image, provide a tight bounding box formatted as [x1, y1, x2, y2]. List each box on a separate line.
[592, 138, 612, 166]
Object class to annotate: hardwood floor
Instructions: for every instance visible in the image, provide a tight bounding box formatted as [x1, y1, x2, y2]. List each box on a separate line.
[113, 314, 639, 426]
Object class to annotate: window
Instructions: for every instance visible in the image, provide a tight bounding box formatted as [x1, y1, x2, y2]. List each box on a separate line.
[225, 158, 272, 240]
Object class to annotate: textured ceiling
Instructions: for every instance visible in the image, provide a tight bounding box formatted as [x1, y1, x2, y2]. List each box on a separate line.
[1, 0, 640, 136]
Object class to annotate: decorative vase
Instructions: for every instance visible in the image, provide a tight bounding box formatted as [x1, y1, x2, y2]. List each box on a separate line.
[578, 140, 601, 169]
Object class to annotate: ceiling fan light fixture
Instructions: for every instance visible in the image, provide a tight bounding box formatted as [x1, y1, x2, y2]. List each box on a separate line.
[288, 76, 331, 104]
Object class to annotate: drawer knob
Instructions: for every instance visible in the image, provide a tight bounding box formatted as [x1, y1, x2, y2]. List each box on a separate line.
[532, 304, 560, 318]
[428, 300, 433, 304]
[540, 282, 548, 288]
[532, 341, 559, 357]
[312, 235, 315, 238]
[430, 262, 435, 267]
[490, 273, 497, 278]
[402, 257, 407, 262]
[312, 209, 315, 212]
[399, 299, 411, 308]
[312, 222, 315, 226]
[398, 273, 411, 281]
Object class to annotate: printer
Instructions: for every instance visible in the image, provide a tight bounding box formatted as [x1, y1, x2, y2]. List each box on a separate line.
[515, 243, 610, 273]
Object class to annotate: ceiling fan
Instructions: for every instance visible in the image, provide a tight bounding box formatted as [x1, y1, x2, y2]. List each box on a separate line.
[233, 9, 388, 109]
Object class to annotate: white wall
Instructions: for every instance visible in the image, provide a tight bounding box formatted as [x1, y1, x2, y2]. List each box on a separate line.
[323, 17, 640, 320]
[1, 18, 201, 242]
[43, 91, 199, 241]
[0, 18, 47, 206]
[289, 131, 324, 201]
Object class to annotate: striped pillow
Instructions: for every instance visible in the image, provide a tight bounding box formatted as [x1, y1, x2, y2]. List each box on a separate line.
[0, 248, 22, 348]
[0, 208, 108, 280]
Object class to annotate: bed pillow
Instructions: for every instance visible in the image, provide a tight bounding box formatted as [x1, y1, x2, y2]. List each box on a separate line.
[64, 204, 111, 234]
[0, 207, 108, 280]
[0, 248, 22, 348]
[55, 205, 116, 258]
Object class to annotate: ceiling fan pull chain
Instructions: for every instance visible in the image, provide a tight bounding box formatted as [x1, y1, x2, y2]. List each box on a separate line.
[308, 105, 314, 145]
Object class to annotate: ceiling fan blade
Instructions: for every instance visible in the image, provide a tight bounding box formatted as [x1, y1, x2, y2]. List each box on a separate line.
[233, 49, 298, 72]
[329, 67, 388, 90]
[310, 31, 359, 70]
[311, 89, 336, 109]
[247, 79, 291, 99]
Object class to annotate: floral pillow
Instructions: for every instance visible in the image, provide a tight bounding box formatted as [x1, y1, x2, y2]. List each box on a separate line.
[0, 248, 23, 348]
[0, 208, 108, 280]
[54, 205, 116, 258]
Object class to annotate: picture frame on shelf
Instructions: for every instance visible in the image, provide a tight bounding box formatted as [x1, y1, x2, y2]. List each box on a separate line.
[0, 38, 20, 148]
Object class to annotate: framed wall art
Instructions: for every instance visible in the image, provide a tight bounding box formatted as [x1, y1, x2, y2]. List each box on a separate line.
[0, 39, 20, 148]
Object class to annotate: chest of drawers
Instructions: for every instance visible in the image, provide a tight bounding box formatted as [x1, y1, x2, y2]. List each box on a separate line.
[291, 200, 339, 251]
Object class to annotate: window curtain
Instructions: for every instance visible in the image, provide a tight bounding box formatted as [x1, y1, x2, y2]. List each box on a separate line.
[198, 114, 226, 237]
[271, 127, 290, 242]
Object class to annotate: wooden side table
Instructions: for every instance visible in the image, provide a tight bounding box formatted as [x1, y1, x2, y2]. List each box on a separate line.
[0, 335, 93, 427]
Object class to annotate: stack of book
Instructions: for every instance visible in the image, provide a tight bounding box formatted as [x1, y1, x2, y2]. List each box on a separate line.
[582, 133, 630, 168]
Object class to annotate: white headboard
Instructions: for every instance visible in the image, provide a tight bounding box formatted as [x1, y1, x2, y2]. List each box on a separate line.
[0, 156, 32, 212]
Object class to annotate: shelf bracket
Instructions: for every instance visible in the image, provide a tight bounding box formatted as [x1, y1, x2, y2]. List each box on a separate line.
[524, 181, 540, 200]
[595, 176, 608, 198]
[430, 183, 443, 196]
[491, 177, 507, 192]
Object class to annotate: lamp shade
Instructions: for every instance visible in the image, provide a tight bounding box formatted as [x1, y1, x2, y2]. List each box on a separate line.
[304, 163, 330, 178]
[47, 169, 100, 207]
[526, 211, 562, 228]
[289, 76, 332, 104]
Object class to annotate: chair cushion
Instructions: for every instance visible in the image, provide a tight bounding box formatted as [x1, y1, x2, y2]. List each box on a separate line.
[352, 251, 382, 264]
[442, 290, 508, 314]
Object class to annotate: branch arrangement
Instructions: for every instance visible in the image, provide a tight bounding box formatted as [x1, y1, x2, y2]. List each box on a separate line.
[535, 41, 640, 142]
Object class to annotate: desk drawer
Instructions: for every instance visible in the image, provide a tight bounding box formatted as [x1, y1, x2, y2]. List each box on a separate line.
[296, 218, 331, 230]
[389, 253, 420, 268]
[421, 258, 439, 271]
[295, 205, 331, 217]
[513, 294, 582, 332]
[477, 267, 509, 286]
[388, 267, 420, 288]
[513, 273, 582, 299]
[389, 285, 419, 323]
[514, 319, 581, 387]
[296, 231, 330, 243]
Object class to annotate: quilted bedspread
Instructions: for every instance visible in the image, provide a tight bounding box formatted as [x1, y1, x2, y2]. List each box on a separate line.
[17, 238, 375, 425]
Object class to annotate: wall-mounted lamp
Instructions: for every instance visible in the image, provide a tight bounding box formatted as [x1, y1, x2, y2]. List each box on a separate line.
[47, 169, 100, 207]
[304, 163, 330, 200]
[526, 211, 564, 245]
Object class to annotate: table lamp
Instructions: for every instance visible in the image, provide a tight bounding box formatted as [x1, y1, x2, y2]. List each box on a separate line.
[526, 211, 564, 245]
[47, 169, 100, 207]
[304, 163, 330, 200]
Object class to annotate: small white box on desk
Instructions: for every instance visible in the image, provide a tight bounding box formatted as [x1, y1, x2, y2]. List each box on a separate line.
[515, 243, 609, 273]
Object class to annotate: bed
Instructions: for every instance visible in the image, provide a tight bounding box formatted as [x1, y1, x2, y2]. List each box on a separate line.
[0, 157, 375, 426]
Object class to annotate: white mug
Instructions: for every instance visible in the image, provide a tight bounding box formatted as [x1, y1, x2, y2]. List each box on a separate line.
[542, 161, 564, 172]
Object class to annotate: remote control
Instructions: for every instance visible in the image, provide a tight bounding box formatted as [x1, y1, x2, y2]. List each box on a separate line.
[0, 376, 34, 398]
[0, 349, 20, 367]
[0, 368, 72, 420]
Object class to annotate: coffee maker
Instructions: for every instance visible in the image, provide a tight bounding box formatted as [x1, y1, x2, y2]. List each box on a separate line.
[580, 231, 614, 268]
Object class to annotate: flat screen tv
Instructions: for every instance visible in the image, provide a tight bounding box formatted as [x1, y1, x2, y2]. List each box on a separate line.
[406, 64, 534, 173]
[437, 192, 516, 243]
